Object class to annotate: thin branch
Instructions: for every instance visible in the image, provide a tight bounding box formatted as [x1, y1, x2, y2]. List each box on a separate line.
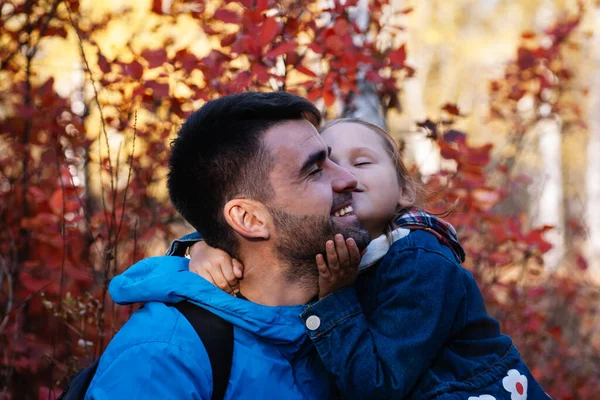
[0, 254, 14, 335]
[114, 112, 137, 255]
[65, 2, 116, 225]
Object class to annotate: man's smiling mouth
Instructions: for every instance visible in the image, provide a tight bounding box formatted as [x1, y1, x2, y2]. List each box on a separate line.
[333, 205, 354, 217]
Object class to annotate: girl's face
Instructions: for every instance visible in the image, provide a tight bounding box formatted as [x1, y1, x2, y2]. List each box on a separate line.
[321, 122, 407, 238]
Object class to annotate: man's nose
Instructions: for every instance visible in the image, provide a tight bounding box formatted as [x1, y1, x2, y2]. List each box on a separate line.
[331, 162, 358, 193]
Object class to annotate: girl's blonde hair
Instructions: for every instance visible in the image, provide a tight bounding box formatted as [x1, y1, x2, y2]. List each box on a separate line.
[320, 118, 425, 231]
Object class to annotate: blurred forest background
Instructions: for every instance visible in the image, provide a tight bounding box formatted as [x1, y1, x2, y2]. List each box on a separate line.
[1, 0, 600, 398]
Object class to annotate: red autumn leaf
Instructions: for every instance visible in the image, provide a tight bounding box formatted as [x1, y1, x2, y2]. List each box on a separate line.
[443, 129, 467, 144]
[46, 25, 68, 38]
[528, 286, 546, 298]
[308, 42, 323, 54]
[442, 103, 460, 116]
[255, 0, 269, 12]
[489, 251, 511, 266]
[576, 254, 588, 270]
[521, 31, 536, 39]
[547, 326, 562, 340]
[213, 9, 241, 24]
[260, 18, 281, 47]
[146, 81, 170, 97]
[439, 142, 459, 161]
[467, 144, 493, 166]
[295, 64, 318, 78]
[49, 188, 80, 215]
[123, 60, 144, 80]
[97, 52, 112, 74]
[333, 18, 350, 36]
[524, 226, 554, 254]
[388, 44, 407, 68]
[151, 0, 163, 14]
[517, 47, 537, 70]
[306, 87, 321, 102]
[235, 70, 252, 89]
[245, 9, 264, 25]
[265, 40, 296, 58]
[324, 34, 345, 53]
[142, 48, 168, 69]
[545, 17, 581, 42]
[221, 33, 238, 47]
[175, 49, 199, 73]
[396, 7, 414, 14]
[323, 89, 335, 106]
[15, 104, 36, 118]
[251, 62, 270, 82]
[508, 86, 526, 101]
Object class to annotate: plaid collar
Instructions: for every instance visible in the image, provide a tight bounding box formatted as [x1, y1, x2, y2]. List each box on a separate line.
[394, 209, 466, 262]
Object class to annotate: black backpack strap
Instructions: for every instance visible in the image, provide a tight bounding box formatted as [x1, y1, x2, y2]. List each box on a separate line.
[56, 359, 100, 400]
[174, 301, 233, 400]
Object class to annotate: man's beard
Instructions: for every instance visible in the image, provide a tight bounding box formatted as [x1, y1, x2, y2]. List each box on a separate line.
[268, 194, 370, 288]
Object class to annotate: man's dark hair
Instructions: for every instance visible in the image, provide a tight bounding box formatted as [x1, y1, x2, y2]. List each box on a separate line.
[168, 92, 321, 255]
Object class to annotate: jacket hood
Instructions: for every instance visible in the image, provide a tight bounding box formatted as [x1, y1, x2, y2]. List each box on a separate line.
[109, 256, 309, 349]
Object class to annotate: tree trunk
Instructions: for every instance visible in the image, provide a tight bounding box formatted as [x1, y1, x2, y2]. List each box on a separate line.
[531, 118, 565, 269]
[342, 0, 386, 128]
[586, 31, 600, 278]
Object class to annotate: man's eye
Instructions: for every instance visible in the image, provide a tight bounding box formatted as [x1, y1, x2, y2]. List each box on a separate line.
[309, 167, 323, 176]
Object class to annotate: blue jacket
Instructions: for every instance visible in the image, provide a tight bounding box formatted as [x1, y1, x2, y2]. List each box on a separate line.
[85, 256, 337, 399]
[169, 226, 549, 400]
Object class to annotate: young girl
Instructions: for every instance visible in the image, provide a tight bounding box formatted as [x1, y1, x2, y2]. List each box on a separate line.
[174, 119, 549, 400]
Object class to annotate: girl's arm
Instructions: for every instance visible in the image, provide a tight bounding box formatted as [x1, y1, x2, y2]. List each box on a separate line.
[301, 232, 467, 400]
[166, 232, 243, 294]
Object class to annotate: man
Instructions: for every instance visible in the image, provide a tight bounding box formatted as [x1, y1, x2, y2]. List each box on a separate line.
[85, 92, 370, 399]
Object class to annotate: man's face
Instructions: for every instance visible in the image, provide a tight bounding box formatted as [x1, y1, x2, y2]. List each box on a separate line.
[262, 120, 370, 278]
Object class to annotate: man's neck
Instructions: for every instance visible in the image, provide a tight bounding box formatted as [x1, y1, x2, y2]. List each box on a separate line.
[236, 246, 317, 306]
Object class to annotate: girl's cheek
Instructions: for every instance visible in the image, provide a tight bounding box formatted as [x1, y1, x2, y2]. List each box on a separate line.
[353, 201, 373, 221]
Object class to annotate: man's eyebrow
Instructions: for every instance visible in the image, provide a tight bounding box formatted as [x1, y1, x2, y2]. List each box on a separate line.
[299, 147, 330, 176]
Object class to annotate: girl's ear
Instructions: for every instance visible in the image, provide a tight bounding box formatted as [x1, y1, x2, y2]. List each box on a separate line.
[398, 182, 417, 209]
[223, 199, 270, 240]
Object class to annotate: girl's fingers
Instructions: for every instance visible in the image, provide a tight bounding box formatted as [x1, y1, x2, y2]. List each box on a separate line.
[232, 259, 244, 279]
[316, 254, 330, 278]
[191, 265, 215, 284]
[347, 238, 361, 268]
[189, 259, 216, 283]
[206, 265, 234, 294]
[334, 234, 350, 268]
[220, 262, 240, 294]
[325, 240, 339, 270]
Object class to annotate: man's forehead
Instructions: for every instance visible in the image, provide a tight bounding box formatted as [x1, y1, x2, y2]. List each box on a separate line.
[263, 119, 325, 156]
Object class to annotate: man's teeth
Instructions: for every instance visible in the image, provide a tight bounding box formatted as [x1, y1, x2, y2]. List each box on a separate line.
[334, 206, 353, 217]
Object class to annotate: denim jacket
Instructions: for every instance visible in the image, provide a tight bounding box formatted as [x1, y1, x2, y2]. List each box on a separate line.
[167, 229, 548, 400]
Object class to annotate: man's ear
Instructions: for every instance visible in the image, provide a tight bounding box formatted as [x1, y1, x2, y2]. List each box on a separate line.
[223, 199, 270, 240]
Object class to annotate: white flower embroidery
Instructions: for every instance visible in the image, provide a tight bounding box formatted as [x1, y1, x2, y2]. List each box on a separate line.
[502, 369, 528, 400]
[468, 395, 496, 400]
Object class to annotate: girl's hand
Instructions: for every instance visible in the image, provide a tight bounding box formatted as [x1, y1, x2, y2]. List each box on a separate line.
[188, 241, 244, 295]
[317, 234, 362, 299]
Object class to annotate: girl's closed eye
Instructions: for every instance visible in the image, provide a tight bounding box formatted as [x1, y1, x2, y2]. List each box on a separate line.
[354, 158, 373, 167]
